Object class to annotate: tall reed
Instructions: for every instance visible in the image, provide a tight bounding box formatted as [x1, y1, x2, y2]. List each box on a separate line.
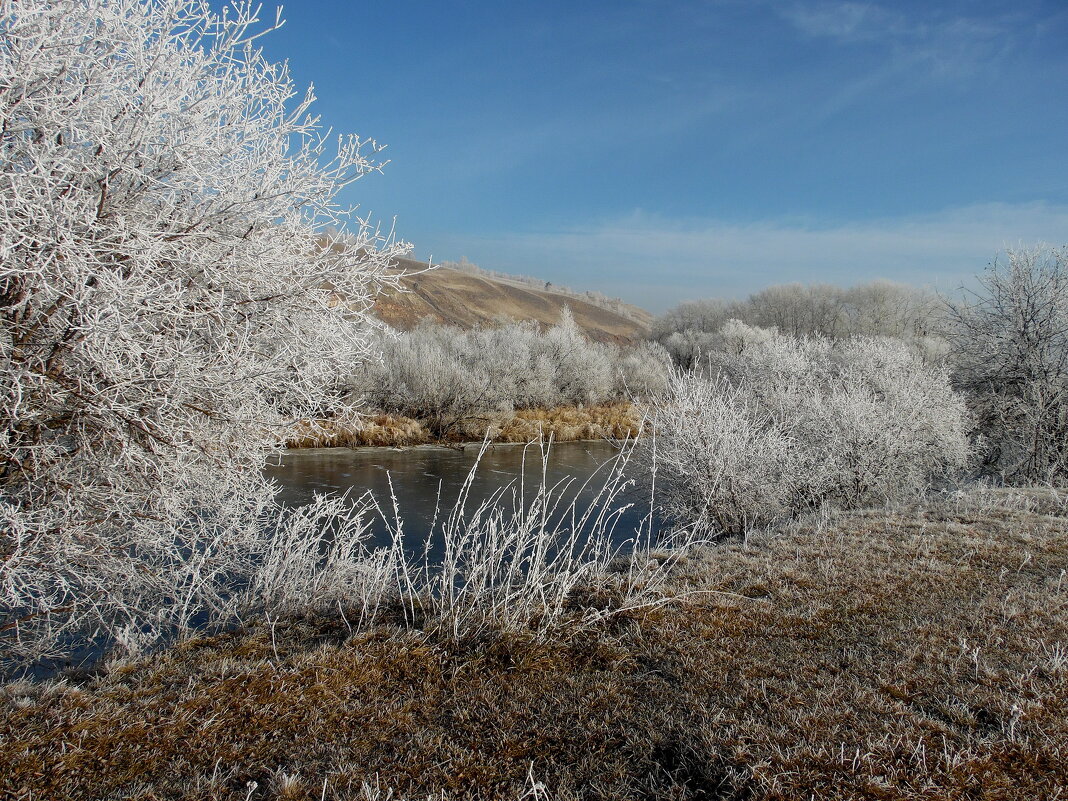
[247, 437, 695, 644]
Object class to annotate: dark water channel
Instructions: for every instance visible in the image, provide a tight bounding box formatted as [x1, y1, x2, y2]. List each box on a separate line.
[264, 440, 657, 557]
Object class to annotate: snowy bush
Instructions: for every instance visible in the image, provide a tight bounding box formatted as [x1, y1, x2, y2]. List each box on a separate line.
[361, 322, 502, 437]
[614, 340, 672, 399]
[0, 1, 406, 668]
[947, 246, 1068, 484]
[645, 329, 971, 535]
[541, 308, 615, 406]
[355, 311, 668, 435]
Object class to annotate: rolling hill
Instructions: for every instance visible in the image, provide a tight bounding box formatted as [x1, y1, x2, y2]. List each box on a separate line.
[371, 257, 652, 344]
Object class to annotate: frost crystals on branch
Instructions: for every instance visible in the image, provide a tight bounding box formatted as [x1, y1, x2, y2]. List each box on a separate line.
[0, 0, 408, 668]
[947, 246, 1068, 485]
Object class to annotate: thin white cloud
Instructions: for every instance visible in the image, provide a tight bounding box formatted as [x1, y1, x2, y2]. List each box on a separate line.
[778, 1, 1016, 80]
[435, 203, 1068, 313]
[783, 1, 904, 42]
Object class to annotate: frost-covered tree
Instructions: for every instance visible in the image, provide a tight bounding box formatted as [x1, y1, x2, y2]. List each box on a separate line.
[0, 0, 406, 666]
[947, 246, 1068, 484]
[841, 280, 940, 339]
[746, 283, 846, 338]
[650, 298, 739, 344]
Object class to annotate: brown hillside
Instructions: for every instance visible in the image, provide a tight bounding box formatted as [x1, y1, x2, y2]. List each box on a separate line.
[372, 258, 651, 344]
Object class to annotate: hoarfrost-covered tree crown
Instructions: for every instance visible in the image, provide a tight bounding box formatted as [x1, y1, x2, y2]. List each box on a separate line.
[0, 0, 407, 667]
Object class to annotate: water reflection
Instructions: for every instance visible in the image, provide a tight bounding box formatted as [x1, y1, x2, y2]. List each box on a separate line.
[264, 440, 655, 554]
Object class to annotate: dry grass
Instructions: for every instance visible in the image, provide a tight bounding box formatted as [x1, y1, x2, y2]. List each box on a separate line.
[285, 415, 430, 448]
[3, 487, 1067, 799]
[496, 403, 642, 443]
[287, 404, 643, 449]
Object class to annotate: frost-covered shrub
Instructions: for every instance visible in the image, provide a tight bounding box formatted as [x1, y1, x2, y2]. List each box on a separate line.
[715, 318, 779, 357]
[947, 247, 1068, 485]
[652, 281, 944, 366]
[0, 1, 406, 668]
[470, 323, 557, 409]
[660, 329, 721, 370]
[541, 309, 616, 405]
[645, 329, 970, 535]
[815, 337, 971, 508]
[647, 375, 801, 533]
[615, 340, 672, 399]
[361, 322, 502, 437]
[354, 311, 666, 434]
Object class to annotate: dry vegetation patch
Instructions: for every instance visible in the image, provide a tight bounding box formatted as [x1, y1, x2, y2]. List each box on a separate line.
[286, 404, 642, 449]
[496, 403, 642, 443]
[3, 488, 1067, 800]
[285, 415, 431, 448]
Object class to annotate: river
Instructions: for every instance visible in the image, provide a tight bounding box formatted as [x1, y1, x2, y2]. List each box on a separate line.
[264, 440, 657, 556]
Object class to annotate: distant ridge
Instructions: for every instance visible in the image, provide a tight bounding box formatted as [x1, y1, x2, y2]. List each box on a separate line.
[372, 257, 652, 344]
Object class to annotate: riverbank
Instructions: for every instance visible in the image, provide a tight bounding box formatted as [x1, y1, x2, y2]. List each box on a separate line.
[284, 403, 644, 448]
[4, 486, 1066, 799]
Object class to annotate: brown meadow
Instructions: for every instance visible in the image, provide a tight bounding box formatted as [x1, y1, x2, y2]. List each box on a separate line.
[3, 487, 1066, 799]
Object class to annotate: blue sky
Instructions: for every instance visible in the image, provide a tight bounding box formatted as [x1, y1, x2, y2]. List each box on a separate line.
[255, 0, 1068, 311]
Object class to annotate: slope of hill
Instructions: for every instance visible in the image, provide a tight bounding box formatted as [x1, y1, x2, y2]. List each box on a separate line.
[371, 257, 651, 344]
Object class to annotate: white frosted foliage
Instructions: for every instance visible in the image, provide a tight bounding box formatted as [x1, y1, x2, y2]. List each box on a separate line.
[645, 329, 971, 535]
[0, 0, 407, 666]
